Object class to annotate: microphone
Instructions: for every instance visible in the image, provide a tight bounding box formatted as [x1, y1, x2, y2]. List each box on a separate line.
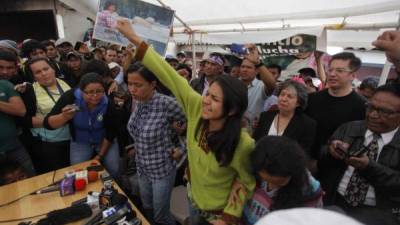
[84, 193, 128, 225]
[33, 176, 76, 195]
[35, 203, 93, 225]
[33, 175, 88, 196]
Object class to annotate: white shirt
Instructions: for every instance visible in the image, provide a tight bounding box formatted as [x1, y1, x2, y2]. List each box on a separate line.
[246, 78, 268, 125]
[337, 128, 399, 206]
[267, 115, 284, 136]
[201, 78, 210, 96]
[263, 95, 278, 112]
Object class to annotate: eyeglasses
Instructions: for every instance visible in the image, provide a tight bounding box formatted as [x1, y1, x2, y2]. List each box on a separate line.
[328, 68, 353, 74]
[83, 89, 104, 96]
[365, 102, 400, 117]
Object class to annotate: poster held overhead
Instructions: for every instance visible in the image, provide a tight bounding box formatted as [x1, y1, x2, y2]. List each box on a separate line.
[93, 0, 175, 55]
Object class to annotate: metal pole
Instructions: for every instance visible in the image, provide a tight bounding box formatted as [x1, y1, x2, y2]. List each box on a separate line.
[191, 32, 197, 79]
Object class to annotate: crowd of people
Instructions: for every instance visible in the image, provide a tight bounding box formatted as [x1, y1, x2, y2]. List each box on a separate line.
[0, 17, 399, 225]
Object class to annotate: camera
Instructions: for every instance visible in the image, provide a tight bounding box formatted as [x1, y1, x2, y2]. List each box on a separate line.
[68, 104, 81, 112]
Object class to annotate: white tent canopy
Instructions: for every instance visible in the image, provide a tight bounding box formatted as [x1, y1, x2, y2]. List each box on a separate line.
[61, 0, 400, 49]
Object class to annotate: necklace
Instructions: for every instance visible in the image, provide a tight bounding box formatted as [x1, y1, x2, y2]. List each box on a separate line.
[276, 114, 281, 135]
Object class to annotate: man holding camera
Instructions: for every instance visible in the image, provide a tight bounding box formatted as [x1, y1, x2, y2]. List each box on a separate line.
[320, 83, 400, 225]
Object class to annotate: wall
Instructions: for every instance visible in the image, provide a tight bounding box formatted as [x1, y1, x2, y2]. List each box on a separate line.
[0, 0, 93, 45]
[58, 7, 93, 44]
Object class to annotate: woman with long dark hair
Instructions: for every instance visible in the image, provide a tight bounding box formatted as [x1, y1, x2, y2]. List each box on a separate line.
[116, 20, 255, 225]
[242, 136, 323, 225]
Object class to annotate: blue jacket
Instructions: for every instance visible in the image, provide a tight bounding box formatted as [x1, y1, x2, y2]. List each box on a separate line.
[43, 89, 121, 144]
[72, 89, 108, 144]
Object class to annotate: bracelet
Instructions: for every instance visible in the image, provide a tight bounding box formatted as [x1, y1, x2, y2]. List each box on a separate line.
[255, 61, 264, 68]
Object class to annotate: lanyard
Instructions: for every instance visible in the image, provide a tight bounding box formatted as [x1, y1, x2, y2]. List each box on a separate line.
[41, 81, 65, 104]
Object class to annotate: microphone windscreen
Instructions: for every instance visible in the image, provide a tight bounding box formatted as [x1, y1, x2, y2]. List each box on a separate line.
[87, 171, 98, 182]
[36, 204, 92, 225]
[74, 179, 86, 191]
[111, 193, 128, 206]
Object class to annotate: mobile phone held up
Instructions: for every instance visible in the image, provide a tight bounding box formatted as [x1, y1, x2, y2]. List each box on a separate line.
[68, 104, 81, 112]
[230, 43, 249, 56]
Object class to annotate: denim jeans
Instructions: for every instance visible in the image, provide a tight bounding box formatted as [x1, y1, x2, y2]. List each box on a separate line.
[70, 141, 120, 178]
[138, 168, 176, 225]
[188, 197, 202, 225]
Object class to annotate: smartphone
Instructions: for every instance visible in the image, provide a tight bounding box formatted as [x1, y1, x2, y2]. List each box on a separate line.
[230, 43, 248, 55]
[348, 145, 369, 158]
[68, 104, 81, 112]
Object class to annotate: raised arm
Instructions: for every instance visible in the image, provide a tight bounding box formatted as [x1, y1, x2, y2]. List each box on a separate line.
[246, 44, 276, 94]
[116, 19, 202, 117]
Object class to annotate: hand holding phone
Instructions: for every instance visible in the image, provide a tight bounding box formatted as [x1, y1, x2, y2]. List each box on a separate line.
[348, 145, 369, 158]
[67, 104, 81, 112]
[329, 140, 350, 160]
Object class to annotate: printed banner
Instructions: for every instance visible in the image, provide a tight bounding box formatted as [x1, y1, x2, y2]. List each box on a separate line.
[93, 0, 175, 55]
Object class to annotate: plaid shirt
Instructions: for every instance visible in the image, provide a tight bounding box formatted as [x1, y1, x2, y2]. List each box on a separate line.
[127, 92, 186, 180]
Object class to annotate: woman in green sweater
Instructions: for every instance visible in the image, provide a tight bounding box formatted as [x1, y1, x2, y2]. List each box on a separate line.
[116, 19, 255, 225]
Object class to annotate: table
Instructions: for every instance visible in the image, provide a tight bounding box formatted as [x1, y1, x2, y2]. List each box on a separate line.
[0, 160, 149, 225]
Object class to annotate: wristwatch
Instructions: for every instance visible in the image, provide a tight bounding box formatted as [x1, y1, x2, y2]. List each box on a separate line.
[255, 61, 264, 68]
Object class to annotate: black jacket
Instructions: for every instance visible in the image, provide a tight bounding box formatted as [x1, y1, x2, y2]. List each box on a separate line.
[319, 120, 400, 211]
[253, 110, 317, 156]
[189, 75, 206, 95]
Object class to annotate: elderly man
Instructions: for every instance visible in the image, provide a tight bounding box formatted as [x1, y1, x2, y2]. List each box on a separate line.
[320, 83, 400, 225]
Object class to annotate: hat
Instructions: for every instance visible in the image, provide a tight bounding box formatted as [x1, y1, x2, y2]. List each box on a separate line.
[165, 55, 179, 63]
[0, 40, 19, 54]
[255, 208, 363, 225]
[108, 62, 119, 69]
[55, 38, 72, 47]
[207, 55, 224, 66]
[66, 51, 81, 60]
[177, 51, 186, 57]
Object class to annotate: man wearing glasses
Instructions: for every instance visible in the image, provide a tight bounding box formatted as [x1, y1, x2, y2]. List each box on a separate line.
[319, 83, 400, 225]
[305, 52, 366, 173]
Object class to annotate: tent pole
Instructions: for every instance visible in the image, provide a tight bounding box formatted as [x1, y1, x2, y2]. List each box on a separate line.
[378, 13, 400, 86]
[191, 32, 197, 79]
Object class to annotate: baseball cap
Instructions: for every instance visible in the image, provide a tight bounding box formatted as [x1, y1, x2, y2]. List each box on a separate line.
[55, 38, 73, 47]
[207, 55, 224, 66]
[165, 55, 179, 63]
[255, 208, 363, 225]
[66, 51, 81, 60]
[108, 62, 119, 69]
[0, 40, 19, 55]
